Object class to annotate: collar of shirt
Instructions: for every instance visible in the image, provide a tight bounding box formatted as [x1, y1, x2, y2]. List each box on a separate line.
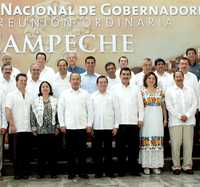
[138, 71, 145, 76]
[69, 87, 81, 93]
[96, 90, 108, 96]
[41, 66, 49, 74]
[1, 77, 15, 83]
[16, 88, 28, 98]
[68, 66, 85, 74]
[190, 62, 197, 67]
[107, 76, 117, 80]
[120, 82, 131, 89]
[155, 71, 169, 78]
[55, 72, 71, 79]
[68, 66, 77, 71]
[174, 84, 187, 91]
[82, 71, 99, 77]
[28, 78, 42, 83]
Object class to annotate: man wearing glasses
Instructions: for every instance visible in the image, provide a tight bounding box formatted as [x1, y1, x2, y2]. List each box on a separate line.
[66, 53, 85, 74]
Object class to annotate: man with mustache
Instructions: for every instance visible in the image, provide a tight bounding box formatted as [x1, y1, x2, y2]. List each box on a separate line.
[0, 64, 17, 95]
[0, 53, 20, 81]
[165, 70, 197, 175]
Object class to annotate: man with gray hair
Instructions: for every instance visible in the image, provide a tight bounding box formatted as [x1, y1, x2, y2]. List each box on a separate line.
[26, 63, 42, 103]
[66, 53, 85, 74]
[0, 64, 17, 95]
[134, 58, 153, 88]
[0, 53, 20, 80]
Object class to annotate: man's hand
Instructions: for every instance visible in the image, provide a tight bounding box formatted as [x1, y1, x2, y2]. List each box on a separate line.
[163, 121, 168, 127]
[112, 128, 118, 136]
[32, 131, 37, 136]
[10, 123, 16, 134]
[60, 127, 67, 134]
[86, 127, 92, 134]
[180, 115, 188, 122]
[138, 121, 144, 128]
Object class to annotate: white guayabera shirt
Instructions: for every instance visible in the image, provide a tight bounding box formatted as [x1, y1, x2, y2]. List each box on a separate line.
[155, 71, 174, 93]
[27, 66, 55, 86]
[5, 89, 31, 133]
[112, 83, 144, 125]
[58, 88, 89, 130]
[165, 85, 197, 127]
[53, 72, 71, 98]
[88, 90, 120, 130]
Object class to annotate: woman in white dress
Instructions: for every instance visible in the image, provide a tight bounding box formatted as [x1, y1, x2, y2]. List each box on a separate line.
[139, 72, 167, 175]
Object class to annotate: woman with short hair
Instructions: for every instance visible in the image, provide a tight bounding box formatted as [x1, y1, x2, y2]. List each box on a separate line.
[31, 81, 59, 178]
[139, 72, 167, 175]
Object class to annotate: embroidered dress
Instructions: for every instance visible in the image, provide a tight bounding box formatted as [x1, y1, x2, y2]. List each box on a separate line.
[139, 88, 164, 168]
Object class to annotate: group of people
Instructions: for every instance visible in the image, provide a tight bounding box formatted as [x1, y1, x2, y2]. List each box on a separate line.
[0, 47, 200, 180]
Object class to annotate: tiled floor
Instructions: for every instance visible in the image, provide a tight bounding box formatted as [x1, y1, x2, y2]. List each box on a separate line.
[1, 172, 200, 187]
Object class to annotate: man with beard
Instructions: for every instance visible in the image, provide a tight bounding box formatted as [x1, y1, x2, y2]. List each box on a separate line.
[165, 70, 197, 175]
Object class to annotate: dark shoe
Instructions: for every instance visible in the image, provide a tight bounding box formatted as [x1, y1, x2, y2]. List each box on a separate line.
[118, 172, 125, 177]
[37, 174, 44, 179]
[14, 175, 22, 180]
[105, 173, 115, 178]
[50, 174, 57, 178]
[79, 174, 89, 179]
[95, 173, 103, 178]
[173, 169, 181, 175]
[22, 175, 29, 179]
[130, 171, 141, 176]
[68, 174, 75, 179]
[183, 169, 193, 175]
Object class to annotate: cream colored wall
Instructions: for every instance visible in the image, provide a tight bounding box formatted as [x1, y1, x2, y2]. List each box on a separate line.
[0, 0, 199, 74]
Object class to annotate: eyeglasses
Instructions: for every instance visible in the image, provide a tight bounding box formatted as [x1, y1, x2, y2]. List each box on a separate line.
[68, 56, 76, 59]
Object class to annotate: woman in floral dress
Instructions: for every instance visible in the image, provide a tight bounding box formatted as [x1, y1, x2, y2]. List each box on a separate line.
[139, 72, 167, 175]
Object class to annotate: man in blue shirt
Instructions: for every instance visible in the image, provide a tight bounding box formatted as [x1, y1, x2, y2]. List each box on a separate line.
[66, 53, 85, 74]
[81, 56, 100, 94]
[186, 48, 200, 81]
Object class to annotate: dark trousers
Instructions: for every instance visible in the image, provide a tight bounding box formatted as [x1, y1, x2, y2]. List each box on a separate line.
[93, 130, 113, 175]
[67, 129, 87, 175]
[10, 132, 32, 177]
[117, 125, 140, 174]
[37, 134, 57, 176]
